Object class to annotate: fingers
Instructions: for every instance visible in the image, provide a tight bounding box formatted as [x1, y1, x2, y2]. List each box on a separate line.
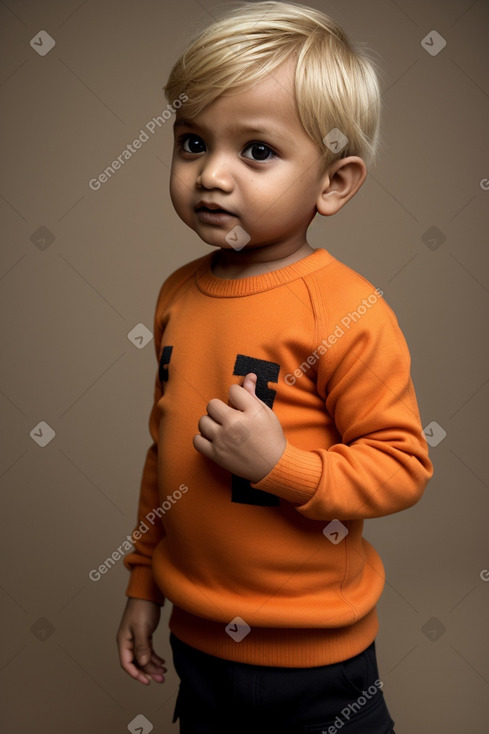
[195, 375, 262, 457]
[228, 374, 261, 410]
[204, 375, 259, 419]
[122, 649, 167, 685]
[242, 372, 257, 394]
[197, 398, 230, 444]
[119, 637, 152, 685]
[150, 651, 166, 666]
[117, 598, 167, 686]
[193, 432, 209, 456]
[133, 637, 166, 682]
[134, 640, 153, 667]
[197, 412, 218, 439]
[204, 398, 227, 422]
[139, 652, 167, 684]
[118, 632, 167, 686]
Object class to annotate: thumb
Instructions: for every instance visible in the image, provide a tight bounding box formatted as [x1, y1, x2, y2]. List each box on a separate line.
[242, 372, 257, 396]
[134, 639, 152, 667]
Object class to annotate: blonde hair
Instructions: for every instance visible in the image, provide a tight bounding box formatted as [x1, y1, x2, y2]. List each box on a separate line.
[164, 1, 383, 168]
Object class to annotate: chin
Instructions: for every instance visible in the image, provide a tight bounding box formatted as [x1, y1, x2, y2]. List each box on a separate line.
[193, 229, 226, 248]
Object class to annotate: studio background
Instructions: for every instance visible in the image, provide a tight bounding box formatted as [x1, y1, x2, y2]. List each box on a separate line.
[1, 0, 488, 731]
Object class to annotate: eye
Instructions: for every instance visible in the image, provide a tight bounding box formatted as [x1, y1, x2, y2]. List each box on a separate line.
[242, 142, 275, 161]
[179, 134, 206, 154]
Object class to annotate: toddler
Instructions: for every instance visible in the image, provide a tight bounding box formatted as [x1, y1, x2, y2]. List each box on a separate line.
[117, 3, 433, 732]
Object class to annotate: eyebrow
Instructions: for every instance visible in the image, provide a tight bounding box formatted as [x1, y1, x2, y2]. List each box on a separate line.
[173, 117, 294, 144]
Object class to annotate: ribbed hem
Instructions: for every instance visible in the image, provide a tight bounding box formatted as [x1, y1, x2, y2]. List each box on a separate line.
[195, 248, 334, 298]
[251, 441, 323, 505]
[125, 567, 165, 606]
[169, 606, 379, 668]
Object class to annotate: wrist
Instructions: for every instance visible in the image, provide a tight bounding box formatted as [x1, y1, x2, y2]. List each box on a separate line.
[250, 435, 287, 484]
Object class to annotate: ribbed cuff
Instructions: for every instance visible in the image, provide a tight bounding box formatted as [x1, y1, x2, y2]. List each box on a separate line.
[125, 566, 165, 606]
[251, 441, 323, 505]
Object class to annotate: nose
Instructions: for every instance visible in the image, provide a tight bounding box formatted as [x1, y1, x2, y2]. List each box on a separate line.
[197, 151, 234, 191]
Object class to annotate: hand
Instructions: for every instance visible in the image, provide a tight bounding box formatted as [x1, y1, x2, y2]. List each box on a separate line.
[116, 598, 167, 685]
[193, 373, 286, 484]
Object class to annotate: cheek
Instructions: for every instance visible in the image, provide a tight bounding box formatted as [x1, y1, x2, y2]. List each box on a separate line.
[254, 179, 317, 231]
[169, 170, 189, 213]
[255, 177, 309, 214]
[282, 176, 318, 211]
[257, 167, 311, 203]
[169, 174, 178, 202]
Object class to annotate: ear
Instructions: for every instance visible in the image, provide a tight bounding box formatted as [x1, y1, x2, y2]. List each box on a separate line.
[316, 156, 367, 217]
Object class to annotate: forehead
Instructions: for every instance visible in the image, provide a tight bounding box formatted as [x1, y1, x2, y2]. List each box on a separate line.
[174, 61, 305, 142]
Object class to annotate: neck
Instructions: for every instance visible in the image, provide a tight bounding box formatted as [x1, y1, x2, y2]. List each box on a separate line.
[212, 241, 315, 280]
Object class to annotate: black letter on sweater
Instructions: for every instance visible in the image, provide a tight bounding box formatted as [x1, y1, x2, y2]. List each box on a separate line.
[159, 345, 173, 383]
[231, 354, 280, 506]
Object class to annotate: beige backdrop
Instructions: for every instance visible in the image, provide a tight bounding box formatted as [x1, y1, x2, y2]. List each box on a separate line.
[1, 0, 488, 732]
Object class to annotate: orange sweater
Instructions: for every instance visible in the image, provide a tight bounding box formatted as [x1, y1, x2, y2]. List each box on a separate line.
[124, 248, 432, 667]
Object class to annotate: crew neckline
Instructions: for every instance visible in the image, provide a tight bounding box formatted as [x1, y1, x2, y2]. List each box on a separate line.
[195, 248, 334, 297]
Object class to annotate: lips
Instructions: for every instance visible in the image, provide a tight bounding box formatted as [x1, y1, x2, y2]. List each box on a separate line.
[195, 201, 235, 215]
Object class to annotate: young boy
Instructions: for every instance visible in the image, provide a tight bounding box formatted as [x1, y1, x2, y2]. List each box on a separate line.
[117, 2, 433, 732]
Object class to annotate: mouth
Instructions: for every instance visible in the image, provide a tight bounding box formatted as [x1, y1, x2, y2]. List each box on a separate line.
[195, 202, 235, 216]
[195, 202, 236, 223]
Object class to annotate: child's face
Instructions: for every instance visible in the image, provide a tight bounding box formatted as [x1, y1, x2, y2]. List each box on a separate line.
[169, 60, 329, 253]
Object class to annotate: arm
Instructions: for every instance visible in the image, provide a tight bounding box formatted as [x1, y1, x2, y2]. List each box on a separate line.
[118, 291, 167, 683]
[123, 257, 204, 597]
[254, 302, 433, 519]
[118, 257, 206, 682]
[122, 359, 166, 603]
[116, 598, 166, 685]
[194, 298, 433, 520]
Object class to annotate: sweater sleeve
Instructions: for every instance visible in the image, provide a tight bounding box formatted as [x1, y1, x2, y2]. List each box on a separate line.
[123, 257, 208, 602]
[123, 382, 166, 605]
[252, 290, 433, 520]
[123, 285, 168, 604]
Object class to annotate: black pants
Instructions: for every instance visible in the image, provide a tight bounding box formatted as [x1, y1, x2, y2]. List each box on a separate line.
[171, 634, 396, 734]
